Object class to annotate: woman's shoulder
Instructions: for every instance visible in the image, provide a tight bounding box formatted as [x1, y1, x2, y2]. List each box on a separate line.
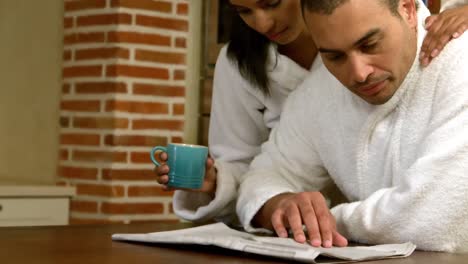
[212, 44, 266, 103]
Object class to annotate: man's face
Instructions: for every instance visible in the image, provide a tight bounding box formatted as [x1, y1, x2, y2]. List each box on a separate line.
[304, 0, 418, 105]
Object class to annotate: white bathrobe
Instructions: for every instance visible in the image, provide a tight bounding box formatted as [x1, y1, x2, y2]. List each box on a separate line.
[237, 7, 468, 253]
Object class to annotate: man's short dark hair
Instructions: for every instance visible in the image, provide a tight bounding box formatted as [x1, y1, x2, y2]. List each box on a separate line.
[301, 0, 400, 16]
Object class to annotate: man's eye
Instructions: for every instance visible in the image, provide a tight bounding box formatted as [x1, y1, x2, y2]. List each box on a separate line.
[362, 42, 378, 52]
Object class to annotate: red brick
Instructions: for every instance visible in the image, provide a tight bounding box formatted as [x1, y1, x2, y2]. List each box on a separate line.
[110, 0, 172, 13]
[135, 49, 185, 64]
[133, 83, 184, 97]
[136, 15, 188, 31]
[75, 47, 130, 60]
[63, 65, 102, 78]
[102, 169, 156, 181]
[62, 83, 71, 94]
[58, 166, 98, 180]
[101, 202, 164, 214]
[174, 37, 186, 48]
[60, 133, 100, 146]
[105, 100, 169, 114]
[133, 119, 184, 131]
[64, 17, 74, 28]
[64, 32, 105, 45]
[176, 3, 188, 15]
[60, 116, 70, 128]
[76, 183, 125, 197]
[60, 149, 69, 161]
[107, 31, 171, 46]
[72, 150, 127, 162]
[61, 100, 101, 112]
[171, 136, 183, 143]
[65, 0, 106, 11]
[174, 69, 185, 80]
[173, 104, 184, 115]
[104, 135, 167, 147]
[70, 200, 98, 213]
[131, 151, 153, 164]
[73, 117, 129, 129]
[63, 50, 72, 61]
[128, 186, 174, 197]
[75, 82, 127, 94]
[77, 13, 132, 27]
[106, 65, 169, 80]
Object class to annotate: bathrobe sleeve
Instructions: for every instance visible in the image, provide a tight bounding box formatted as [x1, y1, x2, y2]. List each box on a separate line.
[173, 45, 270, 223]
[236, 73, 333, 233]
[331, 38, 468, 253]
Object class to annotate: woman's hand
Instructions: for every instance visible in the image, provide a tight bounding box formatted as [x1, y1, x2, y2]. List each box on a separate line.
[420, 5, 468, 66]
[154, 152, 217, 194]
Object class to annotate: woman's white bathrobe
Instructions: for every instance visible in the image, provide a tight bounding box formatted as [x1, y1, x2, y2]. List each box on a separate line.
[173, 0, 466, 224]
[237, 9, 468, 253]
[173, 44, 319, 222]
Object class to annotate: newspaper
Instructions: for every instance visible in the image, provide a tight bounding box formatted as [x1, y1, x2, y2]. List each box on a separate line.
[112, 223, 416, 263]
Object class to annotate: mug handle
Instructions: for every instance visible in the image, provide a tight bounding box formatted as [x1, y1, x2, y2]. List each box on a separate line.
[150, 146, 167, 166]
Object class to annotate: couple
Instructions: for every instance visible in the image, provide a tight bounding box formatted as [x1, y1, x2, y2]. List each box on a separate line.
[158, 0, 468, 252]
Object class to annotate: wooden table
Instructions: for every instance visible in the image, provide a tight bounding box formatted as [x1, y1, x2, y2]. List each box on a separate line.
[0, 222, 466, 264]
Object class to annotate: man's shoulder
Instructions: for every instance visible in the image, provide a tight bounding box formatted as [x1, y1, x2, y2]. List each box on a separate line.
[423, 34, 468, 91]
[435, 33, 468, 67]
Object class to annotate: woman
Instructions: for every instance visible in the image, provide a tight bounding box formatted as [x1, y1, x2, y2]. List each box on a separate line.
[156, 0, 468, 224]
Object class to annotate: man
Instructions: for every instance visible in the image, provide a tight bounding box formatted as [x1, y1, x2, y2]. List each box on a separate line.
[236, 0, 468, 252]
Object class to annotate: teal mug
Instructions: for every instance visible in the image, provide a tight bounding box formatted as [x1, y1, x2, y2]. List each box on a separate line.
[150, 143, 208, 189]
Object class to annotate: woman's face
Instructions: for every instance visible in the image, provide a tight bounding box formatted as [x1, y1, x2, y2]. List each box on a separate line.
[229, 0, 305, 45]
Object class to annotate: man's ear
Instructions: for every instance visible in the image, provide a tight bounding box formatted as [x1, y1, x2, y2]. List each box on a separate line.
[399, 0, 418, 28]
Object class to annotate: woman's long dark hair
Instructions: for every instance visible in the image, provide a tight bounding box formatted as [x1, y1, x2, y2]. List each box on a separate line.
[223, 2, 272, 95]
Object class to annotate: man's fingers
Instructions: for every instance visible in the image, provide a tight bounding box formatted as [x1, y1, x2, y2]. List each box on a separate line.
[311, 199, 333, 248]
[271, 210, 288, 238]
[332, 230, 348, 247]
[296, 195, 321, 247]
[285, 205, 307, 243]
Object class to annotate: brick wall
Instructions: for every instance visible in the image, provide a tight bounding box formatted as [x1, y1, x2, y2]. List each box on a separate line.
[59, 0, 189, 224]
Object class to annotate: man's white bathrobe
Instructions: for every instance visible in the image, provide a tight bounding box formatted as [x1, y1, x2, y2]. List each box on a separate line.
[237, 13, 468, 253]
[173, 0, 466, 228]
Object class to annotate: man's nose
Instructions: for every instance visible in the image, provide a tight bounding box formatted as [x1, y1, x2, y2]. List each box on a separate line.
[348, 55, 373, 84]
[254, 11, 274, 35]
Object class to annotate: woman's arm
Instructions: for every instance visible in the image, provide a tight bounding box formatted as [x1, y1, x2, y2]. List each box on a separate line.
[173, 45, 270, 223]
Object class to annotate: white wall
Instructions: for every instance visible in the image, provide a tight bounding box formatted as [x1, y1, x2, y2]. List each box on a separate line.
[0, 0, 63, 184]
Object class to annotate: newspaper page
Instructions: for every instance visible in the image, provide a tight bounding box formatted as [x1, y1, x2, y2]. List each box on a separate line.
[112, 223, 416, 263]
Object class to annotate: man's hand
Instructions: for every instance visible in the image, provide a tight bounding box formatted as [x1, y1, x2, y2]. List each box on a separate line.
[254, 192, 348, 248]
[154, 152, 217, 194]
[420, 5, 468, 66]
